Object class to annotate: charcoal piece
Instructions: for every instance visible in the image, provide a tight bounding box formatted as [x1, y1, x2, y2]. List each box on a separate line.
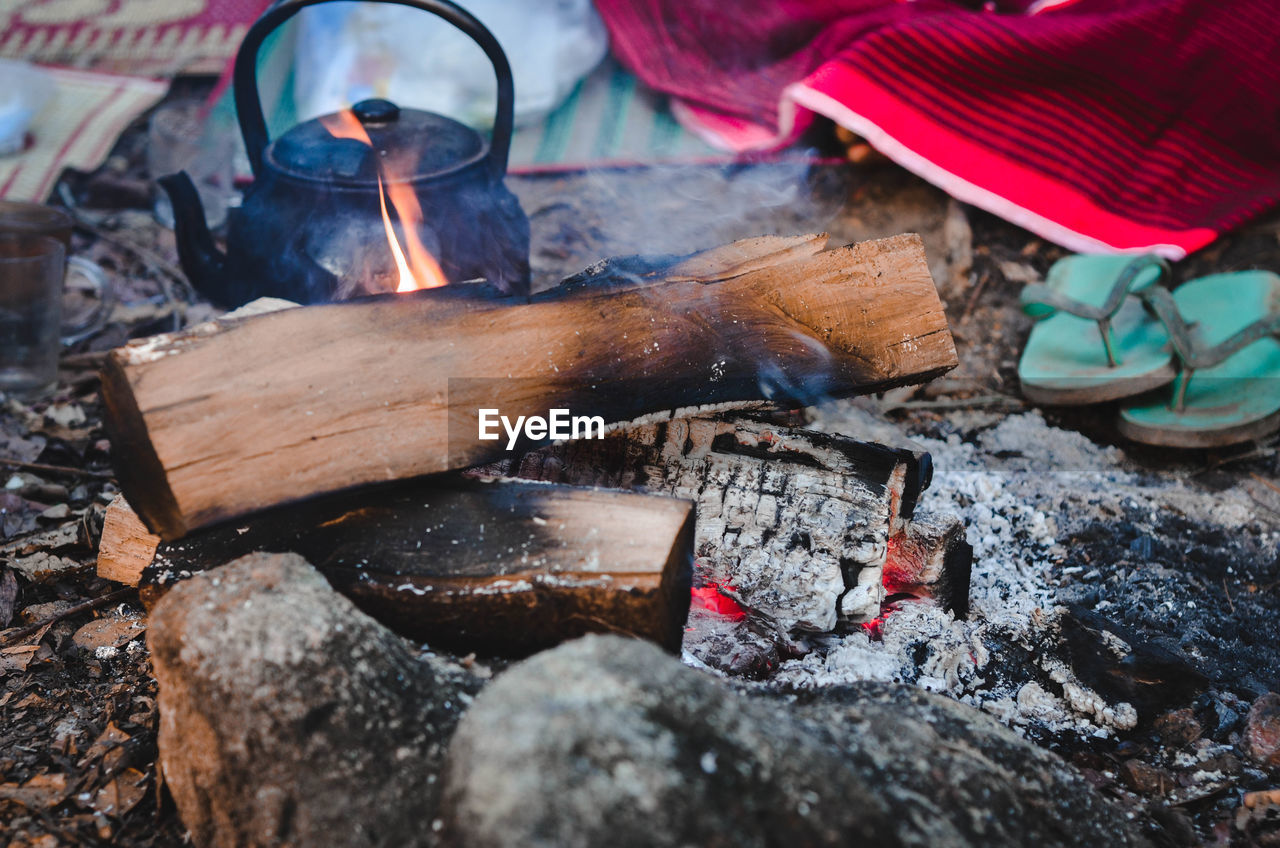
[1060, 605, 1209, 721]
[681, 606, 802, 677]
[883, 510, 973, 618]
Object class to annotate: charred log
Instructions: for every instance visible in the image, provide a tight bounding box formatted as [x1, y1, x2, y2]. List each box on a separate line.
[101, 233, 956, 539]
[485, 409, 934, 628]
[97, 481, 693, 657]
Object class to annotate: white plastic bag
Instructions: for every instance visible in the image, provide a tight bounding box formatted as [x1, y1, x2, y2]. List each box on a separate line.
[292, 0, 609, 129]
[0, 60, 53, 156]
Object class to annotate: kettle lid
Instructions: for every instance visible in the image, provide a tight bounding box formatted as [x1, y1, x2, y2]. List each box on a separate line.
[267, 98, 487, 185]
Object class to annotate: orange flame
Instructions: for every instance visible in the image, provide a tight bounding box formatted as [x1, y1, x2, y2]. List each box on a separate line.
[380, 171, 445, 292]
[319, 111, 447, 293]
[319, 110, 369, 143]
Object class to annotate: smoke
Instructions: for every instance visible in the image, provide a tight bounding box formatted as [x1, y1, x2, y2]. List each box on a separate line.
[755, 329, 838, 408]
[514, 158, 845, 291]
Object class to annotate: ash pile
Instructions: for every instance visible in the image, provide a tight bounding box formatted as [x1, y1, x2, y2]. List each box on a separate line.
[520, 400, 1280, 751]
[765, 407, 1278, 739]
[753, 405, 1280, 841]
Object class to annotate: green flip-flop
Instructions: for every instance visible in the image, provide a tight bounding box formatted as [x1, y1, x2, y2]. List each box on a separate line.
[1118, 271, 1280, 448]
[1019, 254, 1177, 405]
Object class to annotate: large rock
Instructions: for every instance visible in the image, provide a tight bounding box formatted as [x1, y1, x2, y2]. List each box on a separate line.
[147, 552, 482, 848]
[148, 556, 1149, 848]
[442, 635, 1150, 848]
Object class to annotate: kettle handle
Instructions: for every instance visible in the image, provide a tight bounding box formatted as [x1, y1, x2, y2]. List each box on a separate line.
[234, 0, 515, 182]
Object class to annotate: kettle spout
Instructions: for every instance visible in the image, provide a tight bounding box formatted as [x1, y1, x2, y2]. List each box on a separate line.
[158, 172, 231, 306]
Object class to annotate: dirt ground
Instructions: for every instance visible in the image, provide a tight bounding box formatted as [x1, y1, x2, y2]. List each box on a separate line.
[2, 86, 1279, 846]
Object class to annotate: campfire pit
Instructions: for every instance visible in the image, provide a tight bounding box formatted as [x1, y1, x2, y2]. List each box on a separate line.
[5, 49, 1280, 842]
[95, 231, 970, 663]
[6, 172, 1278, 846]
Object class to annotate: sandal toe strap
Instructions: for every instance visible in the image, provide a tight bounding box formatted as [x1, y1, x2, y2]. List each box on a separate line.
[1020, 255, 1169, 320]
[1141, 286, 1280, 371]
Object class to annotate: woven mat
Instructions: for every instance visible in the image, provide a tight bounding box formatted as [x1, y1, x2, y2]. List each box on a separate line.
[0, 0, 268, 76]
[507, 58, 724, 173]
[0, 67, 167, 202]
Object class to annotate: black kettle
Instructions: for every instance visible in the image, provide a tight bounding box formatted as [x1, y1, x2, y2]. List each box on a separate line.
[161, 0, 530, 308]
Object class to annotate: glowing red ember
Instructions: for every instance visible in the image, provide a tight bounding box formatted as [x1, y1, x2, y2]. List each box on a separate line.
[690, 585, 747, 621]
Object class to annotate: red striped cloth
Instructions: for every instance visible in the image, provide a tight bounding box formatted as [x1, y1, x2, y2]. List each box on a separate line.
[595, 0, 1280, 258]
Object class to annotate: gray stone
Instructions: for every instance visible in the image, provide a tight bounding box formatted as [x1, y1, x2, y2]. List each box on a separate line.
[442, 635, 1150, 848]
[147, 552, 483, 848]
[148, 557, 1148, 848]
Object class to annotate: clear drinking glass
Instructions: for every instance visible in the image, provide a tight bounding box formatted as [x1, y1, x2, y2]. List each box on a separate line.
[0, 201, 72, 248]
[0, 233, 111, 399]
[0, 234, 66, 399]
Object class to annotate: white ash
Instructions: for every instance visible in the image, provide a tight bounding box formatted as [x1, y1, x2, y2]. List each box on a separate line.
[741, 410, 1263, 739]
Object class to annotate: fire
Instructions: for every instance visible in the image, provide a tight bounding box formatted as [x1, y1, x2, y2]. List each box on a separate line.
[690, 584, 747, 621]
[319, 111, 447, 293]
[376, 175, 416, 292]
[319, 109, 369, 143]
[378, 170, 446, 292]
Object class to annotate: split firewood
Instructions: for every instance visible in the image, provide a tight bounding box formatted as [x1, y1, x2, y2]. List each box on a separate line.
[95, 497, 160, 586]
[102, 233, 956, 539]
[483, 409, 938, 630]
[99, 480, 693, 656]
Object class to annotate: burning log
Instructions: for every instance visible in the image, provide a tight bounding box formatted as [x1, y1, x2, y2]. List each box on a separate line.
[95, 481, 693, 656]
[884, 512, 973, 618]
[101, 233, 956, 540]
[96, 409, 973, 658]
[484, 409, 937, 629]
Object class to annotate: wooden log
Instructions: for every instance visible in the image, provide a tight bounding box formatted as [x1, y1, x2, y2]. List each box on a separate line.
[102, 233, 956, 540]
[483, 409, 927, 629]
[118, 479, 693, 656]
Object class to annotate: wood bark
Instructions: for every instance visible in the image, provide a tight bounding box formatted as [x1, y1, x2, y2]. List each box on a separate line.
[101, 233, 956, 539]
[112, 480, 694, 656]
